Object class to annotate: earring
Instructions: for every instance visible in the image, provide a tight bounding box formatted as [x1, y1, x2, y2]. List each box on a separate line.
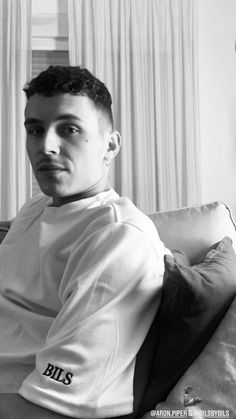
[105, 158, 111, 166]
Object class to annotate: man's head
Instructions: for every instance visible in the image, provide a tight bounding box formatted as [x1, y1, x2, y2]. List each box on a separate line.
[24, 65, 114, 132]
[23, 66, 121, 206]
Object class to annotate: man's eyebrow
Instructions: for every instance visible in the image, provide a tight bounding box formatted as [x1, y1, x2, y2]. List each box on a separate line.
[56, 114, 83, 121]
[24, 118, 42, 126]
[24, 115, 83, 126]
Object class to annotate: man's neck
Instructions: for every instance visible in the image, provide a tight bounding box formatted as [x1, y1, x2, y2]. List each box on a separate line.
[51, 186, 110, 207]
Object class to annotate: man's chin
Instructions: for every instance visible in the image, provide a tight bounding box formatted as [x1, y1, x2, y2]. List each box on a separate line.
[37, 178, 108, 205]
[37, 184, 84, 205]
[37, 182, 66, 199]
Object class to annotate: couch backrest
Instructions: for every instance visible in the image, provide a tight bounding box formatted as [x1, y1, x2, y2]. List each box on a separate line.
[149, 201, 236, 265]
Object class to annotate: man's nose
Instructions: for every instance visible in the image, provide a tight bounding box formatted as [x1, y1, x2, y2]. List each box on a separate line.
[40, 130, 60, 155]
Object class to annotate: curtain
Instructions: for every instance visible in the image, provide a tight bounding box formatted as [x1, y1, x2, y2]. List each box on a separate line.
[68, 0, 201, 213]
[0, 0, 32, 220]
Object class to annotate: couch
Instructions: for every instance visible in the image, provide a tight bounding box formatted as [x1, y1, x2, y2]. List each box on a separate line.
[1, 201, 236, 418]
[142, 201, 236, 418]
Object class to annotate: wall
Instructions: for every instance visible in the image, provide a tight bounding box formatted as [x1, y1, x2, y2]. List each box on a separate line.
[198, 0, 236, 218]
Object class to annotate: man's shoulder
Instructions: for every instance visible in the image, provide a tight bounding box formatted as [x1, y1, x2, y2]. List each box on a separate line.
[10, 194, 49, 232]
[109, 196, 154, 230]
[91, 193, 160, 246]
[17, 193, 50, 217]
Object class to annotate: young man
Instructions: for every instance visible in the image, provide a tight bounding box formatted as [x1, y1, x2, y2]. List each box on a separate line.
[0, 66, 170, 418]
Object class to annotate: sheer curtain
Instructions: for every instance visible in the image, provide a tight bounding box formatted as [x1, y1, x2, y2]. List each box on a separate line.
[0, 0, 32, 220]
[68, 0, 201, 213]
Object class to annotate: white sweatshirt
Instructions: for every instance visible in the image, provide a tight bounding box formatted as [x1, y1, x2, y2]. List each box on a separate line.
[0, 189, 169, 418]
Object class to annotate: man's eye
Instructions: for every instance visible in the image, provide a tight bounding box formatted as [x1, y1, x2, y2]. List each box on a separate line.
[59, 125, 81, 136]
[26, 127, 43, 136]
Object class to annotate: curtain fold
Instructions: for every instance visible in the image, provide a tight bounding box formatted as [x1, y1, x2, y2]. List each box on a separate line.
[68, 0, 201, 213]
[0, 0, 32, 220]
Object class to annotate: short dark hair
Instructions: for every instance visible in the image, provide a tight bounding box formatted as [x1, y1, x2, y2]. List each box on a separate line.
[23, 65, 114, 129]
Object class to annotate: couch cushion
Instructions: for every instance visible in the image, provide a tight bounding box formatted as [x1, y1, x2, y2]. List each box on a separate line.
[149, 201, 236, 265]
[137, 237, 236, 416]
[153, 296, 236, 416]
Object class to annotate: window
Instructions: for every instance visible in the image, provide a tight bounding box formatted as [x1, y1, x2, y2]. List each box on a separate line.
[32, 50, 69, 78]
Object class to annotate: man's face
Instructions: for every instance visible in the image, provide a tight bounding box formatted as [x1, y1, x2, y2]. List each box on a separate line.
[25, 93, 113, 205]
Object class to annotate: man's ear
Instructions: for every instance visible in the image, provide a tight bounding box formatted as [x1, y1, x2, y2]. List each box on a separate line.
[104, 131, 121, 165]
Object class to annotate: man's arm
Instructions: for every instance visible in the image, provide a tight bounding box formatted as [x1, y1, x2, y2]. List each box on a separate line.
[18, 223, 164, 418]
[0, 394, 71, 419]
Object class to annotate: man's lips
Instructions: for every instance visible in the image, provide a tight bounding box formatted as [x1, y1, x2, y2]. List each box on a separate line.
[36, 162, 66, 174]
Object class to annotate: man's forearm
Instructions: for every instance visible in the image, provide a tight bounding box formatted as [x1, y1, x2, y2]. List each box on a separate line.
[0, 394, 71, 419]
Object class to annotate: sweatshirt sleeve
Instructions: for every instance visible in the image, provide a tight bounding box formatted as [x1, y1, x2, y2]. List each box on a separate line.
[19, 222, 166, 418]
